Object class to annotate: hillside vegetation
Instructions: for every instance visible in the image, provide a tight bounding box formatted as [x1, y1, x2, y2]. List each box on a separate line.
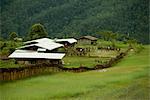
[1, 0, 149, 44]
[0, 45, 149, 99]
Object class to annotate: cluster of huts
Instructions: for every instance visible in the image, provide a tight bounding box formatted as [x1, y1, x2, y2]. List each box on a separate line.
[9, 36, 98, 66]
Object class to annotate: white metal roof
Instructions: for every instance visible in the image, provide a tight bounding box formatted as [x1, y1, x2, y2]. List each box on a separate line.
[9, 50, 65, 59]
[14, 50, 36, 53]
[24, 38, 54, 44]
[55, 38, 77, 44]
[18, 42, 63, 51]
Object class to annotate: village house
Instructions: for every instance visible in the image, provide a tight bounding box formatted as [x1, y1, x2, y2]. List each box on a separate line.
[78, 35, 98, 45]
[9, 38, 66, 65]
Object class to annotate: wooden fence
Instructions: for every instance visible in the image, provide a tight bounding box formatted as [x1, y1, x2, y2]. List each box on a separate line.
[0, 49, 129, 81]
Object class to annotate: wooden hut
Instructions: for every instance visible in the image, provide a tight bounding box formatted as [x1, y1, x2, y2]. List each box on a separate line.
[78, 36, 98, 45]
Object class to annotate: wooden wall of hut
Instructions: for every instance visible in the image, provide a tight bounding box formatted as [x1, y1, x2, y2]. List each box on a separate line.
[78, 39, 92, 45]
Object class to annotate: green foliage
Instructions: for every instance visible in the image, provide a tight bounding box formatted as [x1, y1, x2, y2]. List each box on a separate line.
[9, 32, 18, 40]
[0, 47, 10, 56]
[0, 59, 20, 68]
[28, 23, 48, 40]
[127, 39, 138, 49]
[1, 0, 149, 44]
[63, 56, 109, 68]
[0, 41, 23, 55]
[98, 31, 112, 41]
[0, 41, 5, 50]
[98, 31, 119, 47]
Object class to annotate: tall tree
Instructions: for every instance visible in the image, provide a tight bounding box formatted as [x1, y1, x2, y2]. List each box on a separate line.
[1, 0, 148, 44]
[98, 31, 112, 41]
[98, 31, 119, 47]
[28, 23, 48, 40]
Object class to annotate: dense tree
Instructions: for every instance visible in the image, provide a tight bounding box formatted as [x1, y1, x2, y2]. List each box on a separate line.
[1, 0, 149, 44]
[98, 31, 113, 41]
[0, 40, 22, 55]
[28, 23, 48, 40]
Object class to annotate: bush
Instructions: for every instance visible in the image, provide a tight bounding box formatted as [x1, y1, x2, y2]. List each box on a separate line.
[0, 41, 23, 56]
[0, 47, 10, 56]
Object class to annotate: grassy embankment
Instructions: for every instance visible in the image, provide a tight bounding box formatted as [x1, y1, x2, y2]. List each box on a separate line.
[0, 45, 149, 100]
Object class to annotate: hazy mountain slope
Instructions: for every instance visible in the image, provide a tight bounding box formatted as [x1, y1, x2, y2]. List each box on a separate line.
[1, 0, 149, 43]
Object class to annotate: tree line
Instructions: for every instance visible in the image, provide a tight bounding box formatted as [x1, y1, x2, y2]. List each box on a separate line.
[1, 0, 149, 44]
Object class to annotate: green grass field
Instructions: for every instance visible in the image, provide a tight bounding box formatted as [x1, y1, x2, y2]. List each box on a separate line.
[63, 56, 110, 68]
[0, 45, 149, 100]
[63, 49, 117, 68]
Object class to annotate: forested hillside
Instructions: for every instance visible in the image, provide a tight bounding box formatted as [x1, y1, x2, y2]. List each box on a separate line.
[1, 0, 149, 43]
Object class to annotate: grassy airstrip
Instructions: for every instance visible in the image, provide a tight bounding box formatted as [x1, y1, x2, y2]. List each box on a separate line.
[0, 46, 149, 100]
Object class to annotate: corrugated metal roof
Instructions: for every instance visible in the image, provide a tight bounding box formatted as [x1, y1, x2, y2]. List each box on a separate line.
[24, 38, 54, 44]
[55, 38, 77, 44]
[14, 50, 35, 53]
[18, 41, 63, 51]
[9, 50, 65, 59]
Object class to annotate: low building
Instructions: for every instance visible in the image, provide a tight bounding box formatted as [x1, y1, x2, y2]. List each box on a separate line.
[9, 50, 65, 65]
[9, 38, 65, 65]
[78, 36, 98, 45]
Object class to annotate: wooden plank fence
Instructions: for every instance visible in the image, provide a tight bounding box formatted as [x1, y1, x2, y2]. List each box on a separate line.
[0, 49, 130, 81]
